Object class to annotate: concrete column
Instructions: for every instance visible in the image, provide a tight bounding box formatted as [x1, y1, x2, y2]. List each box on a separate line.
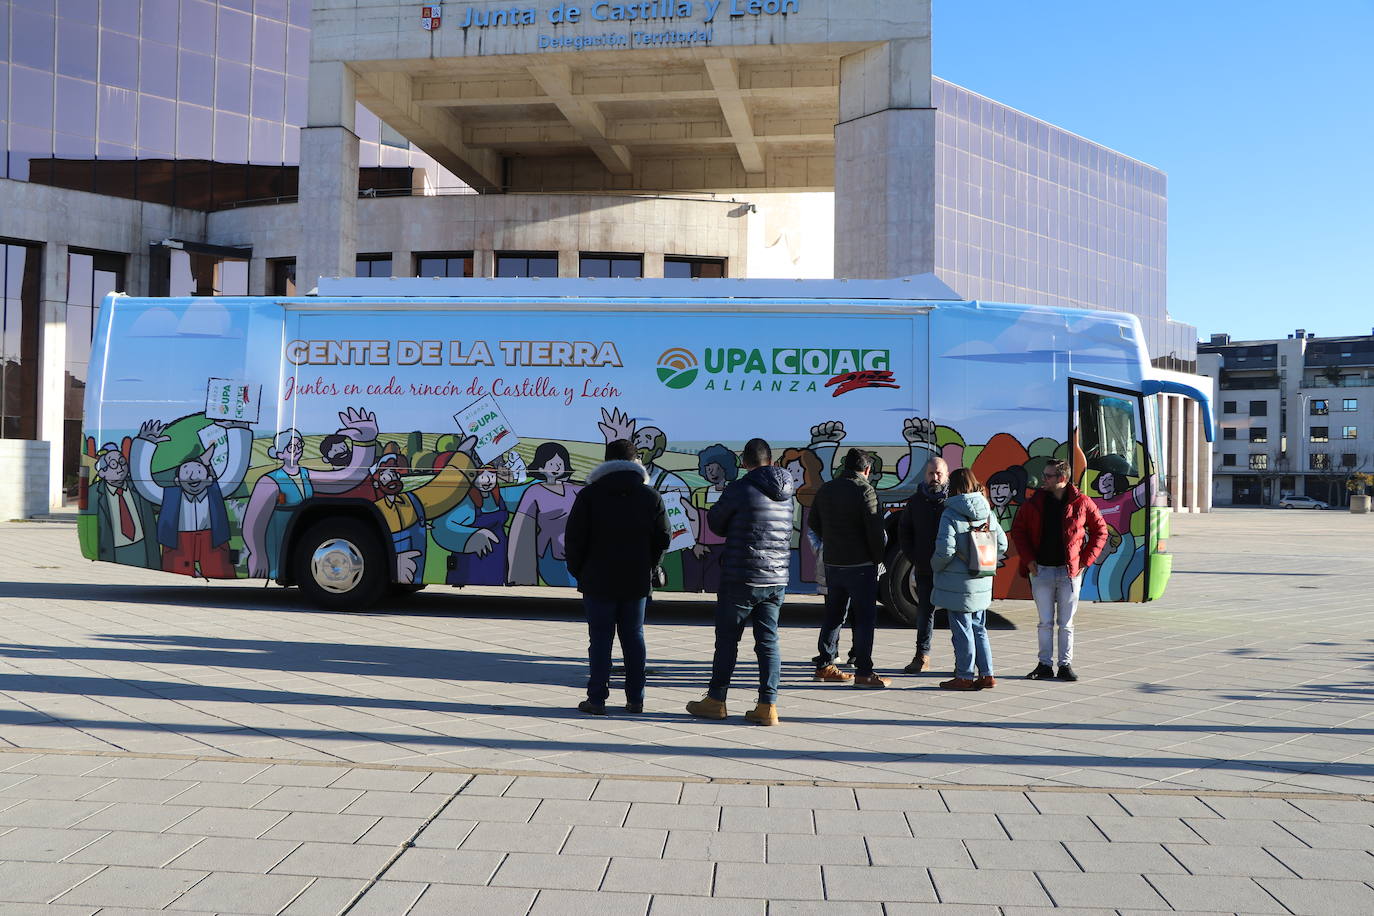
[558, 249, 578, 278]
[473, 250, 495, 278]
[1184, 398, 1199, 512]
[1170, 396, 1185, 513]
[834, 33, 935, 279]
[38, 243, 69, 509]
[299, 61, 359, 289]
[643, 252, 665, 279]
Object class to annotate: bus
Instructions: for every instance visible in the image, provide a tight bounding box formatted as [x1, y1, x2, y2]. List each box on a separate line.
[78, 275, 1212, 620]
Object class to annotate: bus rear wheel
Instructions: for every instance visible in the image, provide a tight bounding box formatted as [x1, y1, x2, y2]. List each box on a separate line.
[879, 548, 920, 626]
[293, 517, 389, 611]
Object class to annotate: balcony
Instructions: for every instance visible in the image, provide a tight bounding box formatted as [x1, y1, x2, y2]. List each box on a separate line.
[1304, 376, 1374, 388]
[1220, 374, 1281, 390]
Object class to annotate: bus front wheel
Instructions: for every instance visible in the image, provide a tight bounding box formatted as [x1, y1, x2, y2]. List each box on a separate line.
[293, 518, 389, 611]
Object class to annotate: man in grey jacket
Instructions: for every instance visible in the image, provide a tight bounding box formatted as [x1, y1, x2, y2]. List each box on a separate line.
[686, 438, 795, 726]
[809, 448, 890, 688]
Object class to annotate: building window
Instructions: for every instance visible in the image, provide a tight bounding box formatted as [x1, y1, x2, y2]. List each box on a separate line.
[664, 257, 726, 279]
[65, 250, 125, 496]
[1250, 427, 1267, 443]
[1310, 427, 1329, 443]
[1342, 453, 1358, 468]
[163, 249, 250, 297]
[416, 252, 474, 278]
[1310, 453, 1331, 470]
[496, 252, 559, 278]
[1223, 400, 1237, 414]
[270, 259, 296, 296]
[1343, 399, 1358, 412]
[580, 254, 642, 278]
[1, 242, 43, 440]
[356, 256, 393, 278]
[1222, 454, 1237, 467]
[1311, 399, 1329, 415]
[1249, 400, 1267, 416]
[1222, 428, 1237, 441]
[1343, 426, 1358, 440]
[1249, 454, 1268, 470]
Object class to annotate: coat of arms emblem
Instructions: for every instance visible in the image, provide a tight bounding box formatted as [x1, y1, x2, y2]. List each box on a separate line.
[421, 4, 442, 30]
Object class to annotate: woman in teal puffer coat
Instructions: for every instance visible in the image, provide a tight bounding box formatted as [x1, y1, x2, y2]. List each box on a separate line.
[931, 468, 1007, 690]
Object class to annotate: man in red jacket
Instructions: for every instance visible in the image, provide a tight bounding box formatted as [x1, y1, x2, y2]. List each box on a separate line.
[1009, 459, 1108, 682]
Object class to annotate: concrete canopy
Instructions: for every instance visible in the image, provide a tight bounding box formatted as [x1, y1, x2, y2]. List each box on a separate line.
[311, 0, 932, 194]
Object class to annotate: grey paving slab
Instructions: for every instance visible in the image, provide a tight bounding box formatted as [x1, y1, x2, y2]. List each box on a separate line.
[72, 801, 199, 833]
[902, 811, 1008, 840]
[507, 775, 600, 799]
[712, 862, 824, 900]
[678, 783, 769, 807]
[530, 797, 631, 826]
[1062, 841, 1188, 875]
[928, 867, 1054, 907]
[1197, 795, 1310, 820]
[863, 836, 975, 868]
[528, 887, 650, 915]
[626, 802, 721, 830]
[253, 785, 365, 813]
[1111, 793, 1219, 818]
[441, 794, 542, 823]
[1266, 845, 1374, 880]
[406, 883, 538, 915]
[53, 865, 209, 909]
[490, 851, 611, 890]
[346, 879, 427, 916]
[381, 847, 505, 885]
[410, 817, 478, 849]
[562, 824, 667, 858]
[1088, 814, 1204, 844]
[165, 807, 287, 839]
[1147, 873, 1290, 913]
[1181, 816, 1307, 847]
[767, 903, 885, 916]
[269, 841, 396, 879]
[853, 788, 949, 812]
[259, 811, 380, 843]
[167, 836, 300, 874]
[1037, 872, 1169, 910]
[64, 830, 202, 867]
[0, 860, 104, 904]
[462, 819, 571, 853]
[1164, 842, 1295, 877]
[1286, 797, 1374, 823]
[356, 814, 426, 846]
[0, 798, 110, 828]
[602, 856, 715, 895]
[171, 872, 315, 915]
[813, 808, 912, 837]
[663, 828, 766, 862]
[341, 789, 449, 818]
[0, 825, 106, 862]
[822, 864, 937, 902]
[1274, 818, 1374, 848]
[964, 838, 1079, 871]
[1256, 876, 1374, 916]
[643, 895, 766, 915]
[766, 833, 868, 865]
[940, 789, 1036, 814]
[1025, 791, 1129, 816]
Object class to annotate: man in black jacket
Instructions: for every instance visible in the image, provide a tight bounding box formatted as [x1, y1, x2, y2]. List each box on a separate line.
[686, 438, 795, 726]
[809, 448, 889, 688]
[565, 439, 671, 716]
[897, 456, 948, 673]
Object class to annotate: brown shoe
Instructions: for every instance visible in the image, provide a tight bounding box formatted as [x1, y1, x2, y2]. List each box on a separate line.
[974, 676, 996, 689]
[744, 702, 779, 726]
[853, 673, 892, 689]
[902, 653, 931, 674]
[939, 677, 980, 690]
[813, 664, 853, 683]
[685, 696, 727, 720]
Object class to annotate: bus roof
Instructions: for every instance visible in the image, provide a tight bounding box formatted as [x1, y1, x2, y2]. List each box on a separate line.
[312, 273, 965, 301]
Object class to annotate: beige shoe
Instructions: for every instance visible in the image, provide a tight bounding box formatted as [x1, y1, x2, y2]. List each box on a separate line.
[813, 664, 853, 683]
[853, 673, 892, 689]
[685, 696, 727, 720]
[903, 653, 931, 673]
[744, 702, 779, 726]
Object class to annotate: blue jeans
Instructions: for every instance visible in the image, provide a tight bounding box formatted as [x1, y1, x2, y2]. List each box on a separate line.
[814, 565, 879, 676]
[913, 573, 935, 655]
[708, 583, 785, 704]
[583, 595, 647, 704]
[948, 609, 993, 680]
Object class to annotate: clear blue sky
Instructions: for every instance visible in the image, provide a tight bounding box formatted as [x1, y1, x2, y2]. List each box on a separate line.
[933, 0, 1374, 343]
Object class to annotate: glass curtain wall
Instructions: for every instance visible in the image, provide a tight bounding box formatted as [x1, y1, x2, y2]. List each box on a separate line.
[1, 242, 42, 440]
[65, 250, 125, 497]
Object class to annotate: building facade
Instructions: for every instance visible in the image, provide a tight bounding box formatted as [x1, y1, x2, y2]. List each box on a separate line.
[2, 0, 1205, 513]
[1198, 330, 1374, 507]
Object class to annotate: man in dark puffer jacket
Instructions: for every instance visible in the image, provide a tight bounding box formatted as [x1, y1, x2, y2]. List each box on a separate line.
[686, 438, 795, 726]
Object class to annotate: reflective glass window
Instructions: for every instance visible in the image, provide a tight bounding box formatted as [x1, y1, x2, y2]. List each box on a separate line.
[664, 257, 726, 279]
[214, 110, 249, 162]
[101, 0, 140, 35]
[58, 23, 99, 82]
[98, 85, 137, 147]
[141, 0, 181, 45]
[270, 259, 296, 295]
[253, 17, 288, 72]
[138, 94, 176, 154]
[180, 0, 216, 55]
[252, 69, 285, 122]
[257, 0, 290, 20]
[215, 60, 251, 114]
[1, 243, 43, 440]
[99, 30, 140, 90]
[176, 103, 213, 158]
[497, 253, 559, 278]
[416, 254, 474, 278]
[580, 255, 642, 278]
[217, 7, 253, 62]
[55, 78, 98, 140]
[11, 66, 55, 130]
[178, 51, 215, 107]
[11, 8, 56, 72]
[356, 256, 393, 278]
[64, 249, 123, 497]
[140, 41, 179, 99]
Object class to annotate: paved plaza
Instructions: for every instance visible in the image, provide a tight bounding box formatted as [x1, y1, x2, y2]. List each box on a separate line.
[0, 508, 1370, 914]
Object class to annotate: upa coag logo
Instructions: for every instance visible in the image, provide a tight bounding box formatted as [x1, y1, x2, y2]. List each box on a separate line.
[656, 347, 699, 389]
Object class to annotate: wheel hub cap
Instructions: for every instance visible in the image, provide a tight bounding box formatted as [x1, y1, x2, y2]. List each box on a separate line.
[310, 538, 364, 594]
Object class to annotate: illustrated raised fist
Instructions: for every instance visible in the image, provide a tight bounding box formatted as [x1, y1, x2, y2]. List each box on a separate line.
[903, 417, 937, 446]
[337, 407, 379, 442]
[809, 420, 846, 444]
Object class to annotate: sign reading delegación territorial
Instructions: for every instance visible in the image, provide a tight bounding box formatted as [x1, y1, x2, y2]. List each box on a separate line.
[451, 0, 801, 49]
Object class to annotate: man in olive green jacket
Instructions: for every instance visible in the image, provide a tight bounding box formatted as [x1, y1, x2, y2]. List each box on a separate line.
[807, 448, 889, 688]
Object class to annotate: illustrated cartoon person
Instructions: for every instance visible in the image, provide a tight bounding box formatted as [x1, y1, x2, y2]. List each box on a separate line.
[130, 417, 252, 578]
[986, 466, 1030, 533]
[599, 407, 693, 590]
[317, 432, 378, 500]
[241, 408, 380, 579]
[685, 444, 738, 593]
[778, 445, 825, 586]
[433, 450, 532, 586]
[507, 442, 583, 587]
[370, 435, 479, 585]
[1086, 470, 1154, 600]
[91, 442, 161, 568]
[804, 417, 937, 508]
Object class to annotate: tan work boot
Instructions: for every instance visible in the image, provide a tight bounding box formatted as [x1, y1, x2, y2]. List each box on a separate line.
[813, 664, 853, 683]
[903, 653, 931, 673]
[853, 673, 892, 689]
[685, 696, 727, 720]
[744, 702, 779, 726]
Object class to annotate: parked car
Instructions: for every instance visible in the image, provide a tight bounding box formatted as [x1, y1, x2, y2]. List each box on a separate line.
[1279, 495, 1330, 509]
